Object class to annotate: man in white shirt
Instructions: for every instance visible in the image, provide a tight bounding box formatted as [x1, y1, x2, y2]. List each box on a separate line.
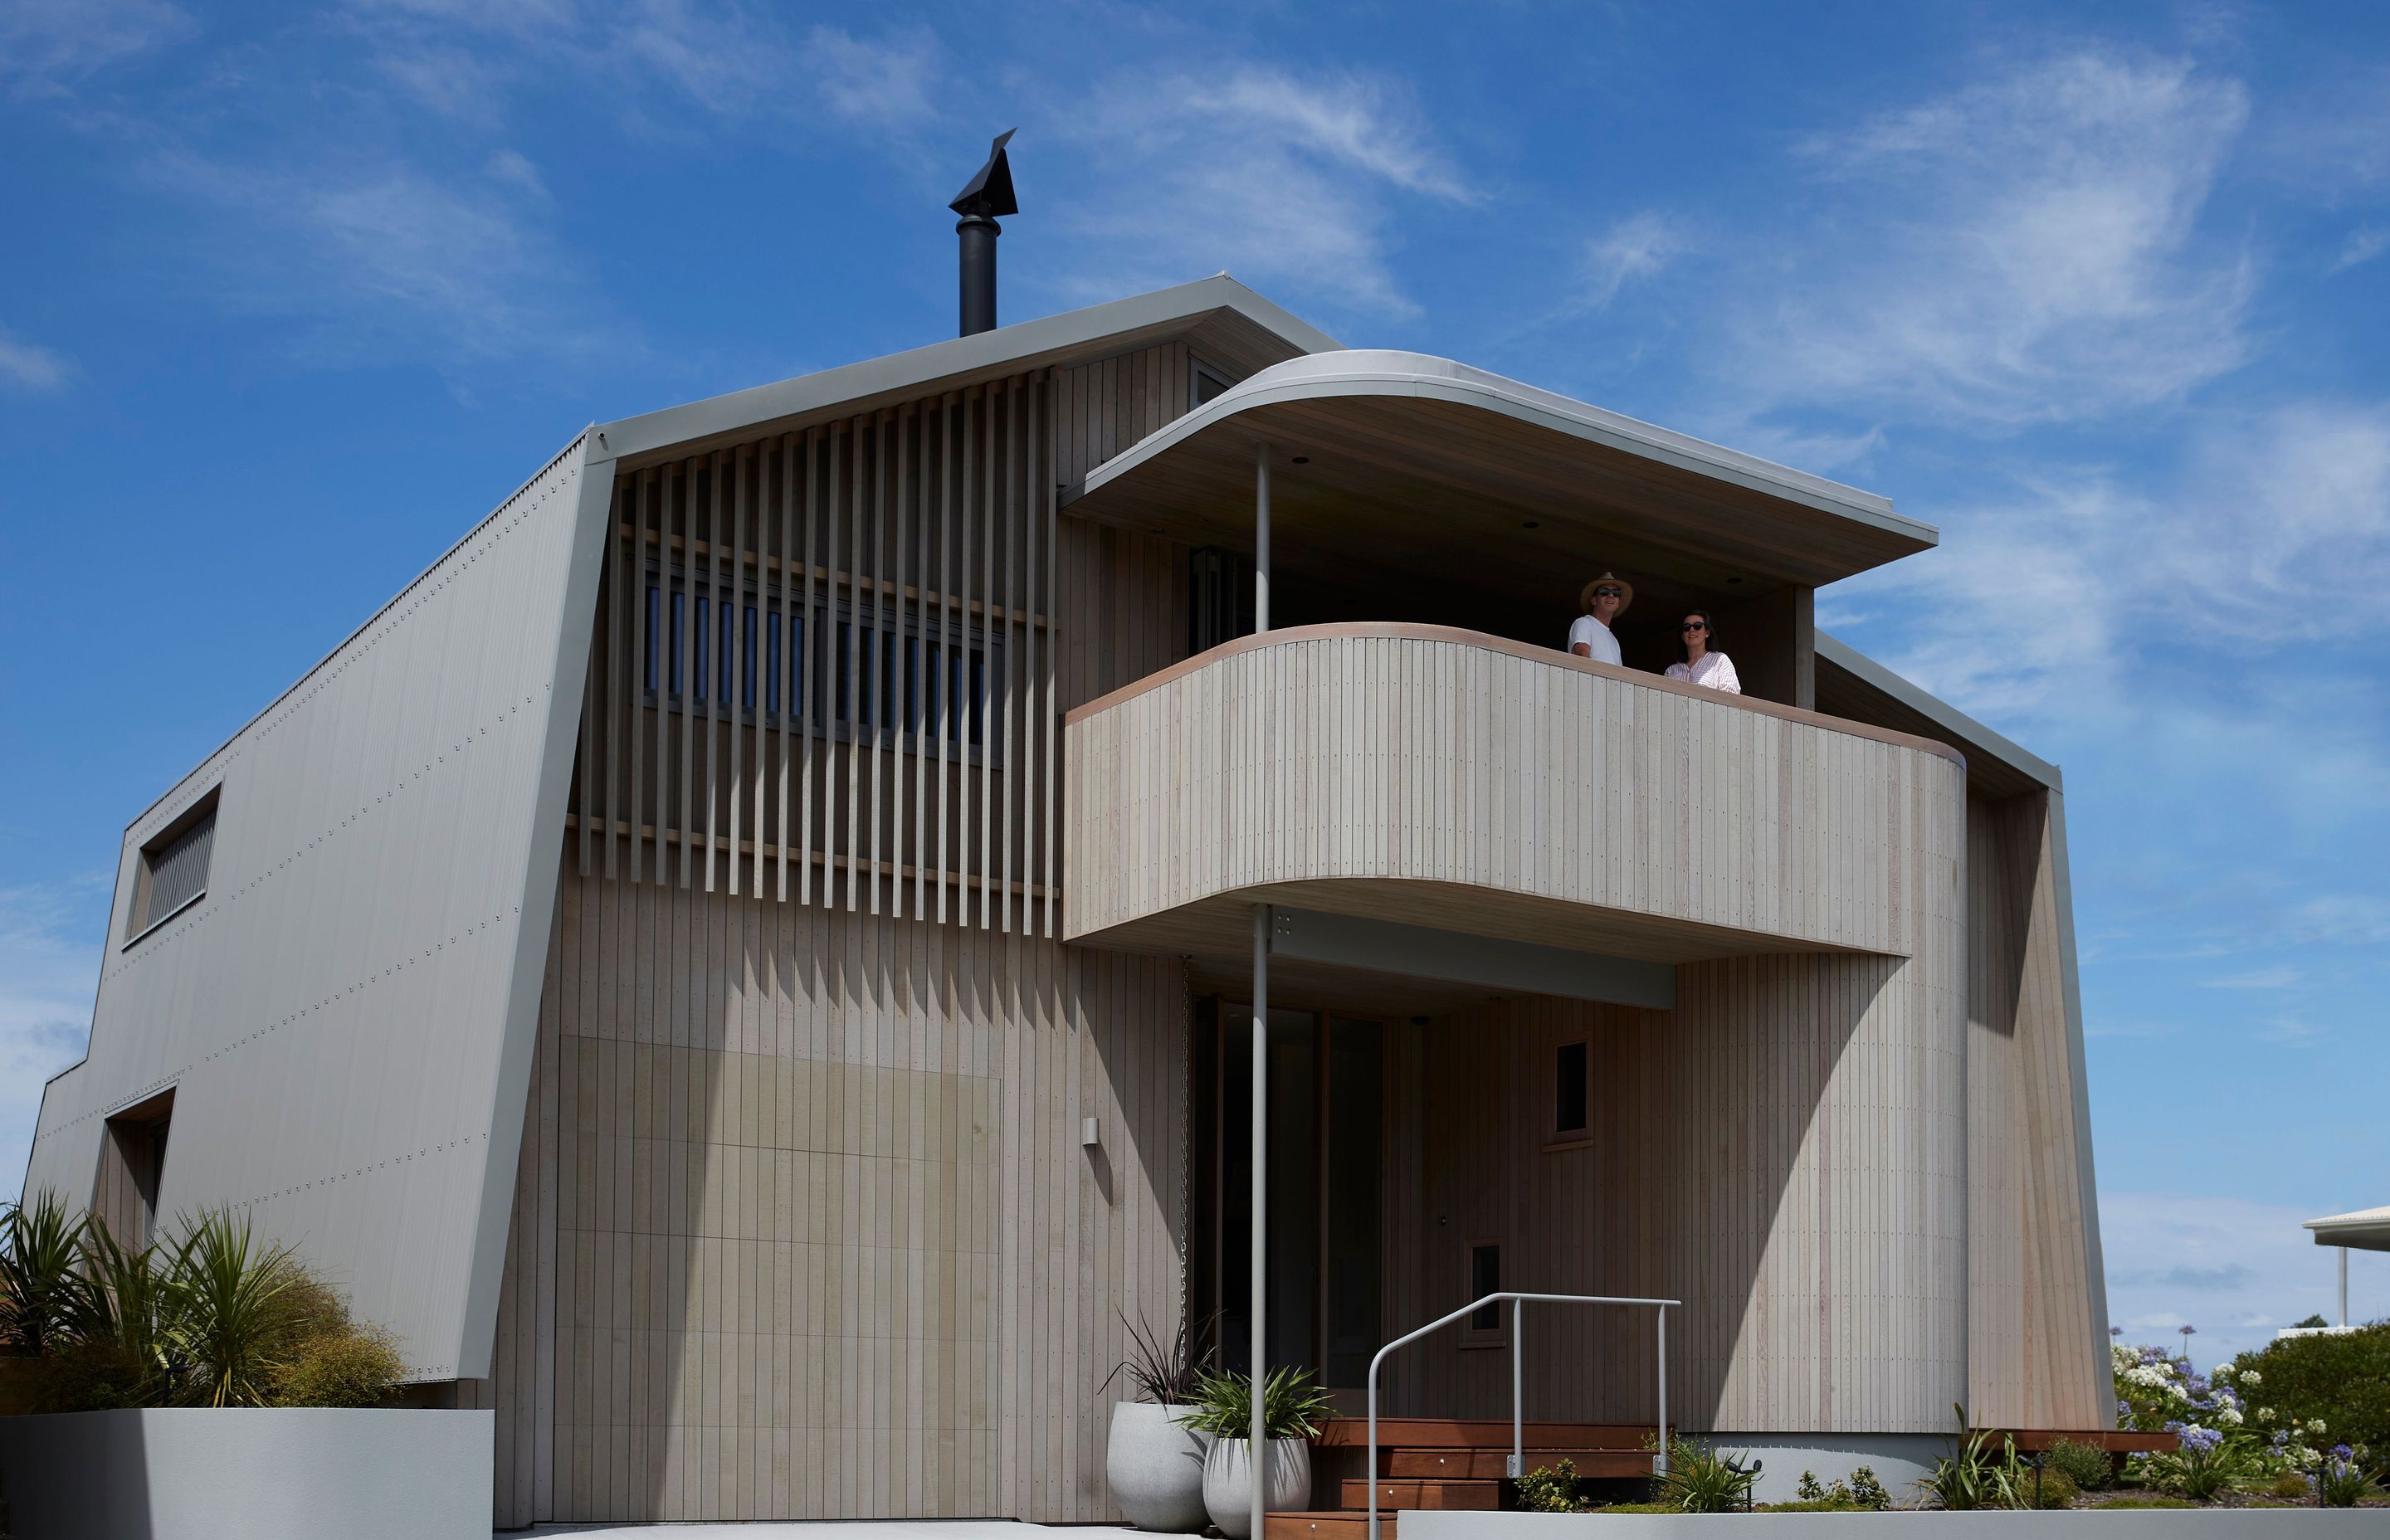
[1568, 573, 1632, 665]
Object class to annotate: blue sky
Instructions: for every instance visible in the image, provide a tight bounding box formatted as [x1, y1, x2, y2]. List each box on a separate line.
[2, 1, 2385, 1366]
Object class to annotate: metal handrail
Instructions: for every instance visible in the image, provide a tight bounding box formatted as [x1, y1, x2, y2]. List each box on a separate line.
[1365, 1291, 1680, 1540]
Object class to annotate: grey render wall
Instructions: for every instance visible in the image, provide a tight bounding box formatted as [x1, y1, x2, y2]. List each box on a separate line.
[23, 431, 614, 1381]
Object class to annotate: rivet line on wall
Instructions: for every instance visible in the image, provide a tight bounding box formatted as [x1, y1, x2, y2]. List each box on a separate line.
[103, 688, 546, 986]
[218, 1130, 490, 1212]
[37, 908, 519, 1146]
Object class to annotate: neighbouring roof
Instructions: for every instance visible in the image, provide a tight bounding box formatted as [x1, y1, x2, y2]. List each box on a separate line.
[1061, 348, 1938, 607]
[2307, 1206, 2390, 1252]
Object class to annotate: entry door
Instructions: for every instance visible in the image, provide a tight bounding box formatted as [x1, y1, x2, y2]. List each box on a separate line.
[1202, 1006, 1383, 1390]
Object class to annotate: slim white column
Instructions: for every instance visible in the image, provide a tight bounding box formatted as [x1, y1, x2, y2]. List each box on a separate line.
[1251, 903, 1271, 1540]
[1255, 445, 1271, 634]
[2342, 1246, 2351, 1329]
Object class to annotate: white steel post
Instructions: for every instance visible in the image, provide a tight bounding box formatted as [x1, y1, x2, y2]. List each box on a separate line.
[1255, 446, 1271, 634]
[1656, 1304, 1670, 1477]
[2341, 1245, 2351, 1329]
[1510, 1299, 1524, 1479]
[1251, 904, 1270, 1540]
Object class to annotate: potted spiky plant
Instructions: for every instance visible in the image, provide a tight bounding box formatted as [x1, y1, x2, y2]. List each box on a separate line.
[1178, 1365, 1334, 1540]
[1104, 1312, 1214, 1531]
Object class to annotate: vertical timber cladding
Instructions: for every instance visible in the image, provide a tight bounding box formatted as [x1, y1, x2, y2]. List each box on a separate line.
[1966, 788, 2109, 1430]
[485, 345, 1204, 1525]
[1376, 785, 1969, 1436]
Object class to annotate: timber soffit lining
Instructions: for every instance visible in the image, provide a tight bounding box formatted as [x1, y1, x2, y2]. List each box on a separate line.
[1058, 349, 1940, 594]
[594, 275, 1340, 470]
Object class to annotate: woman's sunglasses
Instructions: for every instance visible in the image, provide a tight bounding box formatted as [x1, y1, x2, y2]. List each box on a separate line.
[1680, 621, 1708, 632]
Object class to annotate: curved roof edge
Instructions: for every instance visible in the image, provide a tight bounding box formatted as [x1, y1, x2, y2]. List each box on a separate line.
[598, 274, 1340, 464]
[1072, 348, 1936, 547]
[2306, 1206, 2390, 1252]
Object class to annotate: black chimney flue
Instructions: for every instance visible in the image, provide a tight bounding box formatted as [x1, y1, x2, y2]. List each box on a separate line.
[949, 129, 1018, 337]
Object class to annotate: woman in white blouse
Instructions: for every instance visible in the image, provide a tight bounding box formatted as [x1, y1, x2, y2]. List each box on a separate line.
[1664, 611, 1741, 694]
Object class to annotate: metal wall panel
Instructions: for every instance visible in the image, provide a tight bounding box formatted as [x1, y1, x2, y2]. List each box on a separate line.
[24, 432, 611, 1381]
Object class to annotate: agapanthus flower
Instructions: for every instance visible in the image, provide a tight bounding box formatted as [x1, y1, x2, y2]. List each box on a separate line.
[2333, 1445, 2354, 1460]
[2310, 1419, 2329, 1436]
[2238, 1368, 2261, 1387]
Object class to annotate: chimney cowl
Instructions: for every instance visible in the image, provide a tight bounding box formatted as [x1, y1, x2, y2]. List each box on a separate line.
[952, 129, 1017, 337]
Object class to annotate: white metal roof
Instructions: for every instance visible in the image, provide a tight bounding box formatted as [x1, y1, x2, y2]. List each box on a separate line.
[2306, 1206, 2390, 1252]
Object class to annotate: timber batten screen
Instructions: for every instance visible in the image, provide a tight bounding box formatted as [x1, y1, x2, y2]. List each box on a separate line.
[574, 373, 1061, 935]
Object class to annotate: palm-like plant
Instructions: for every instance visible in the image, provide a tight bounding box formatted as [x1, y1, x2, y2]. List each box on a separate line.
[1914, 1406, 2020, 1510]
[0, 1192, 98, 1354]
[78, 1219, 176, 1399]
[1174, 1365, 1336, 1443]
[1651, 1439, 1758, 1513]
[159, 1210, 303, 1407]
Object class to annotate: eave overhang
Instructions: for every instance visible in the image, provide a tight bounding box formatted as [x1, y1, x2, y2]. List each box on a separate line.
[2306, 1206, 2390, 1252]
[1061, 350, 1938, 602]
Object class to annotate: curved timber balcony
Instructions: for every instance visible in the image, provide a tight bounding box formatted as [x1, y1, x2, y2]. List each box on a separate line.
[1061, 623, 1968, 968]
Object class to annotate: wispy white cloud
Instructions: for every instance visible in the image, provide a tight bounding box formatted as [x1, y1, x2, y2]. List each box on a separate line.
[2331, 224, 2390, 275]
[1580, 211, 1688, 313]
[2202, 965, 2300, 990]
[0, 880, 110, 1195]
[150, 150, 619, 368]
[482, 148, 547, 200]
[0, 0, 192, 95]
[0, 328, 73, 392]
[1052, 65, 1472, 317]
[802, 23, 939, 129]
[1728, 51, 2254, 429]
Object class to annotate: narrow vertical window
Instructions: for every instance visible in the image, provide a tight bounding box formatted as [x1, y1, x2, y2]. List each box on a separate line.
[1555, 1040, 1588, 1137]
[1468, 1242, 1502, 1332]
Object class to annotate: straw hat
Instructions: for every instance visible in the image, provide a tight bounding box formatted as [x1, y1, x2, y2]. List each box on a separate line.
[1580, 573, 1634, 616]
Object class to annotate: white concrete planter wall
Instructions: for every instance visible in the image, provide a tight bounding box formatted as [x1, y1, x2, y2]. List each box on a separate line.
[1106, 1401, 1211, 1531]
[0, 1406, 491, 1540]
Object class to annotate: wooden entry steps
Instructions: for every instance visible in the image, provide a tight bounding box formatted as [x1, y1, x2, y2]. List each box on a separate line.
[1266, 1419, 1659, 1540]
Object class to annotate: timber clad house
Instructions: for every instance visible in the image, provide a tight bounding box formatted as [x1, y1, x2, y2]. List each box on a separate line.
[28, 271, 2115, 1527]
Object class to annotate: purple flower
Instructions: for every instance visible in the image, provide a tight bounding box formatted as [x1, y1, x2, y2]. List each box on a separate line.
[2179, 1324, 2197, 1336]
[2110, 1326, 2124, 1336]
[2334, 1445, 2354, 1460]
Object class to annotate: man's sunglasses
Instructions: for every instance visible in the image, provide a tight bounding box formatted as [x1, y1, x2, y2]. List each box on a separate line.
[1680, 621, 1709, 632]
[1593, 587, 1623, 598]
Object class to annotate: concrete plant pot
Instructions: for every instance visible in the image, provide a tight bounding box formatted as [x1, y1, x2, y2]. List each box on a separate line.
[1105, 1401, 1211, 1531]
[1201, 1433, 1311, 1540]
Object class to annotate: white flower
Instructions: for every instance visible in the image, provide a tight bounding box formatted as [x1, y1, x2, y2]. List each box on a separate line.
[2239, 1369, 2261, 1387]
[2213, 1364, 2236, 1382]
[2218, 1406, 2244, 1426]
[2259, 1407, 2276, 1421]
[2309, 1419, 2329, 1436]
[2295, 1445, 2320, 1464]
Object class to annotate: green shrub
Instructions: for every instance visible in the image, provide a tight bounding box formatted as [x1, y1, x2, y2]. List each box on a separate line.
[1173, 1365, 1334, 1442]
[1914, 1411, 2018, 1510]
[2014, 1467, 2079, 1509]
[2095, 1494, 2197, 1508]
[1593, 1502, 1680, 1513]
[2045, 1436, 2113, 1491]
[2315, 1450, 2378, 1508]
[2231, 1323, 2390, 1460]
[1651, 1439, 1758, 1513]
[1514, 1458, 1593, 1513]
[33, 1337, 149, 1413]
[272, 1323, 405, 1408]
[1789, 1466, 1890, 1510]
[2266, 1469, 2313, 1502]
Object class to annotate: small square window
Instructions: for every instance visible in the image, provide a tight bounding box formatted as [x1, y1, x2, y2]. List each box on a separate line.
[1554, 1040, 1588, 1136]
[126, 788, 218, 943]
